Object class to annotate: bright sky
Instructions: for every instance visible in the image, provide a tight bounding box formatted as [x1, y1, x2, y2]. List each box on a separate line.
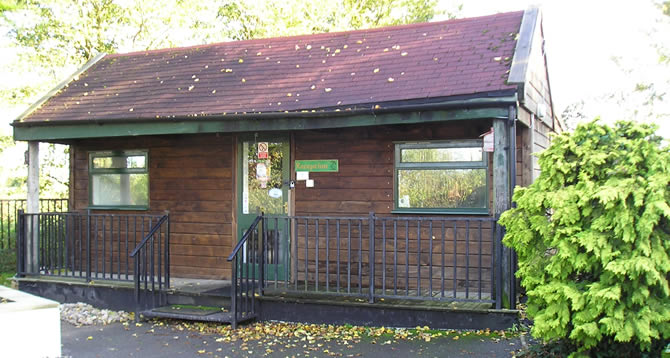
[446, 0, 670, 136]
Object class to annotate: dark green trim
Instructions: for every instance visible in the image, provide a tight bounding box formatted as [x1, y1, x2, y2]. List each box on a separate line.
[86, 206, 149, 211]
[13, 107, 509, 141]
[390, 209, 490, 215]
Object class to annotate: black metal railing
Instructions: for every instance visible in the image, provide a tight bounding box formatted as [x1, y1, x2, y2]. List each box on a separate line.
[16, 211, 166, 283]
[226, 215, 263, 329]
[130, 214, 170, 314]
[235, 213, 508, 312]
[1, 199, 68, 250]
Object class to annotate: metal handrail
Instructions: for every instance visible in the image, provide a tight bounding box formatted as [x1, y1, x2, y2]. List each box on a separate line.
[130, 214, 169, 257]
[227, 215, 263, 262]
[227, 214, 264, 329]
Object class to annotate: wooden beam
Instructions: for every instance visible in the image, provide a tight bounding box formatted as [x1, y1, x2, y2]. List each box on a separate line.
[492, 118, 512, 308]
[26, 141, 39, 273]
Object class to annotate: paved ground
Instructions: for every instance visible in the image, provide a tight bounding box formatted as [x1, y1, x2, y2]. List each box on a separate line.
[61, 320, 522, 358]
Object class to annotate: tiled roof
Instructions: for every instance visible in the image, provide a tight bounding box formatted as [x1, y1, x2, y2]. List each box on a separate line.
[20, 11, 523, 123]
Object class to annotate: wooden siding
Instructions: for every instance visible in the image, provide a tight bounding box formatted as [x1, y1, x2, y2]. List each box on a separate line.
[293, 120, 494, 216]
[70, 133, 234, 279]
[292, 121, 495, 292]
[522, 16, 555, 130]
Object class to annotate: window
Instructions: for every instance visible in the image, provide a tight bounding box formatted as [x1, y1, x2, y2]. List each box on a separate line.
[394, 140, 488, 214]
[89, 151, 149, 209]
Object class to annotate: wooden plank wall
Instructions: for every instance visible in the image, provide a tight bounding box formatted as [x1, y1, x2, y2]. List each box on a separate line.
[71, 133, 234, 279]
[292, 120, 495, 294]
[523, 18, 555, 130]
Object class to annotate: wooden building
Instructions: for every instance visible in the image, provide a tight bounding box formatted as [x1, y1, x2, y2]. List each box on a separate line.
[12, 8, 558, 328]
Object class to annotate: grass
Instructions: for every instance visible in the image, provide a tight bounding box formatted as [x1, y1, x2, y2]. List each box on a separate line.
[0, 248, 16, 288]
[0, 271, 14, 287]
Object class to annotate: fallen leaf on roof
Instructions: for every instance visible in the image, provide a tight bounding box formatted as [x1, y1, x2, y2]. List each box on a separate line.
[188, 86, 194, 91]
[334, 49, 340, 54]
[324, 88, 332, 92]
[238, 59, 244, 63]
[383, 48, 389, 52]
[373, 68, 380, 73]
[129, 108, 133, 112]
[241, 78, 246, 83]
[194, 78, 199, 82]
[296, 64, 300, 68]
[256, 52, 262, 56]
[493, 57, 502, 61]
[310, 85, 316, 90]
[356, 40, 363, 44]
[306, 44, 312, 50]
[287, 93, 292, 97]
[211, 90, 216, 94]
[401, 52, 408, 56]
[295, 45, 300, 50]
[387, 77, 395, 82]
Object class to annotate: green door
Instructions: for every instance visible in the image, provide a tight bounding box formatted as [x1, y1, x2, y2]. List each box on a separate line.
[237, 136, 290, 281]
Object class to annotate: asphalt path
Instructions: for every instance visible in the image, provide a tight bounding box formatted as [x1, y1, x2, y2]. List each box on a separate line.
[60, 321, 521, 358]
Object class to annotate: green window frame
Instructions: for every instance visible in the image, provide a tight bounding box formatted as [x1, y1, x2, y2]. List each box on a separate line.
[393, 140, 489, 214]
[88, 150, 149, 210]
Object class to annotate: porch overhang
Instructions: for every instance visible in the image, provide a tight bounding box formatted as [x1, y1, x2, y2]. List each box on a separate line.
[12, 96, 515, 142]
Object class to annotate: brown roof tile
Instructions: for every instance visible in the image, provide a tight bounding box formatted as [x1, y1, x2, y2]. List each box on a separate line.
[21, 11, 523, 123]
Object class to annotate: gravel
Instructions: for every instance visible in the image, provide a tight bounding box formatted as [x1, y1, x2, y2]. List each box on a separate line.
[60, 302, 131, 326]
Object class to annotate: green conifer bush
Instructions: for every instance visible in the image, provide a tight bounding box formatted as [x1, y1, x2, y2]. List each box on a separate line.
[500, 120, 670, 357]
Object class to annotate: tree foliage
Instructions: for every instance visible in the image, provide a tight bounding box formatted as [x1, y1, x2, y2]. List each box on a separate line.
[500, 120, 670, 357]
[0, 0, 456, 197]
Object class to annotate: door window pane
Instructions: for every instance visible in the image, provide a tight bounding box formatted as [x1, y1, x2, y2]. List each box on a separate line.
[243, 142, 285, 215]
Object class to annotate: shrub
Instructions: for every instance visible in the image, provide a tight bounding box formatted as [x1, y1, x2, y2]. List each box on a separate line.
[500, 120, 670, 357]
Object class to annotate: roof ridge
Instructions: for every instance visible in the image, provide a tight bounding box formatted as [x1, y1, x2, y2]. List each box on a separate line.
[106, 10, 524, 59]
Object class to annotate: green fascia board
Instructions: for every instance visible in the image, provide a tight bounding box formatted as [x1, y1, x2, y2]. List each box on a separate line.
[13, 107, 509, 142]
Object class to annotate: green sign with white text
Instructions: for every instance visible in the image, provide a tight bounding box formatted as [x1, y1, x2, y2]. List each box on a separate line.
[295, 160, 339, 172]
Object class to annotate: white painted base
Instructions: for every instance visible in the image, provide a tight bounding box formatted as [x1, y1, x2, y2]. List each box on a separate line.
[0, 285, 61, 358]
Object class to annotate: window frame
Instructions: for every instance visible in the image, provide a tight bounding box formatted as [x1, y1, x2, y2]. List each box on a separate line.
[392, 140, 489, 215]
[88, 150, 149, 210]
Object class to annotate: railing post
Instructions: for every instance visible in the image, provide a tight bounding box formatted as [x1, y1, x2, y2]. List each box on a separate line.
[134, 255, 140, 322]
[368, 211, 375, 303]
[165, 212, 170, 289]
[16, 210, 25, 278]
[86, 211, 91, 282]
[259, 214, 265, 296]
[231, 256, 238, 329]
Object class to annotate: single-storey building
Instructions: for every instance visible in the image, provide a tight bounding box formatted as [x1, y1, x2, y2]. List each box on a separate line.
[12, 7, 558, 328]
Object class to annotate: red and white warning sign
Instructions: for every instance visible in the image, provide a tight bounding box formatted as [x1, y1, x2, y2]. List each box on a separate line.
[258, 142, 268, 159]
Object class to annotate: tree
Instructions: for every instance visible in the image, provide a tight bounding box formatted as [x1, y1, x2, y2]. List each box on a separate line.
[500, 120, 670, 357]
[0, 0, 457, 198]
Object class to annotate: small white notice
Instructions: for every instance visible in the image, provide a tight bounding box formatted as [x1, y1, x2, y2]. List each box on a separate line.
[399, 195, 411, 208]
[306, 179, 314, 188]
[481, 127, 494, 152]
[268, 188, 282, 198]
[297, 171, 309, 181]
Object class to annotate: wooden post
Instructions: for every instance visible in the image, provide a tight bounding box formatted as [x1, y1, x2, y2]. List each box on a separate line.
[26, 141, 40, 273]
[493, 117, 512, 308]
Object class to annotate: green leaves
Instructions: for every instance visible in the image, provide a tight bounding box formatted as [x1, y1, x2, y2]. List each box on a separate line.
[500, 120, 670, 355]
